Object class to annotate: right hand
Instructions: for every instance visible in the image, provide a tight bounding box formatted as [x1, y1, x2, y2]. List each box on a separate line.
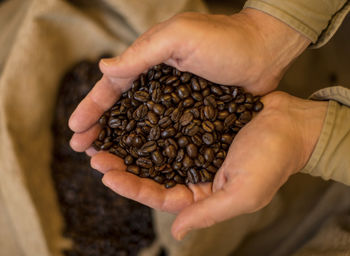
[69, 8, 310, 135]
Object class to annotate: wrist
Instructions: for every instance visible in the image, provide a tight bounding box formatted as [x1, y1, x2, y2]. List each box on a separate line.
[238, 8, 311, 92]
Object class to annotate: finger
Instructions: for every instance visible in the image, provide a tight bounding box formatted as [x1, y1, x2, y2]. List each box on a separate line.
[85, 147, 98, 157]
[69, 123, 101, 152]
[102, 170, 193, 213]
[90, 151, 126, 174]
[99, 26, 177, 79]
[68, 75, 128, 133]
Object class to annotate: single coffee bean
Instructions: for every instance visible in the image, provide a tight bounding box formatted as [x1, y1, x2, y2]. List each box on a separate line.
[154, 175, 165, 184]
[253, 101, 264, 112]
[202, 133, 214, 145]
[187, 168, 200, 184]
[127, 165, 140, 175]
[159, 116, 172, 128]
[224, 114, 237, 129]
[147, 111, 159, 125]
[182, 155, 193, 169]
[180, 112, 194, 126]
[165, 145, 177, 159]
[202, 120, 215, 133]
[174, 175, 185, 184]
[153, 104, 165, 116]
[220, 134, 233, 144]
[178, 136, 190, 148]
[136, 157, 153, 168]
[180, 72, 191, 83]
[161, 127, 176, 138]
[239, 111, 252, 123]
[191, 134, 203, 146]
[140, 141, 157, 153]
[164, 180, 176, 189]
[134, 91, 150, 102]
[186, 144, 198, 158]
[149, 126, 160, 140]
[177, 85, 190, 99]
[151, 151, 164, 166]
[171, 107, 183, 122]
[204, 105, 215, 120]
[204, 148, 215, 163]
[124, 155, 134, 165]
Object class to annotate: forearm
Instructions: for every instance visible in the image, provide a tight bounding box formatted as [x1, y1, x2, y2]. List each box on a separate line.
[244, 0, 350, 48]
[301, 87, 350, 185]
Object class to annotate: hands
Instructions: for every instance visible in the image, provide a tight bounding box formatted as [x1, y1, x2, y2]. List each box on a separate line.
[68, 9, 318, 240]
[70, 90, 327, 240]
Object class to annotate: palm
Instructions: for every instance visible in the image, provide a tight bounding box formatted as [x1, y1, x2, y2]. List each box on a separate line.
[92, 150, 213, 213]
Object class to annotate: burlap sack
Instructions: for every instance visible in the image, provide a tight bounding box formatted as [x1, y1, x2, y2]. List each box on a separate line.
[0, 0, 210, 255]
[2, 1, 335, 255]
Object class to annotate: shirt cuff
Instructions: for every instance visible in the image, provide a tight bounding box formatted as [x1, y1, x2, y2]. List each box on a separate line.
[301, 86, 350, 185]
[243, 0, 350, 48]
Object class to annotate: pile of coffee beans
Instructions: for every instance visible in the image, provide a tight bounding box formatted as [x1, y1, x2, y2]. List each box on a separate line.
[93, 64, 263, 188]
[52, 57, 155, 256]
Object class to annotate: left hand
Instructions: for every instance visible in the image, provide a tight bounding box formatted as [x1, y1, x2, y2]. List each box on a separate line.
[70, 91, 327, 240]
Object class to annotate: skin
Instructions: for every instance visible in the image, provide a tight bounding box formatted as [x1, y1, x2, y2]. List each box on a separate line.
[68, 9, 327, 240]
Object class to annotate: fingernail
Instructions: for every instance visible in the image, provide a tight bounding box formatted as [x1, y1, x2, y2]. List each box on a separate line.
[101, 56, 119, 66]
[176, 229, 189, 241]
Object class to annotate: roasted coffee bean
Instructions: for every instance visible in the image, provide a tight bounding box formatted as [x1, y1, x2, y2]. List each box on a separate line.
[186, 144, 198, 158]
[191, 134, 203, 146]
[213, 158, 224, 169]
[192, 92, 203, 101]
[161, 127, 176, 138]
[177, 85, 190, 99]
[180, 112, 193, 126]
[178, 136, 190, 148]
[159, 116, 172, 128]
[140, 141, 157, 153]
[154, 175, 165, 184]
[124, 155, 134, 165]
[147, 111, 159, 125]
[100, 141, 113, 150]
[149, 126, 160, 140]
[171, 107, 183, 122]
[184, 124, 200, 136]
[200, 170, 212, 182]
[204, 105, 215, 120]
[114, 146, 128, 158]
[202, 120, 214, 133]
[187, 168, 200, 184]
[99, 115, 107, 126]
[183, 98, 195, 107]
[151, 151, 164, 166]
[224, 114, 237, 128]
[204, 148, 215, 163]
[221, 134, 233, 144]
[127, 165, 140, 175]
[164, 180, 176, 188]
[136, 158, 153, 168]
[239, 111, 252, 123]
[153, 104, 165, 116]
[165, 145, 177, 159]
[134, 91, 150, 102]
[94, 63, 263, 188]
[202, 133, 214, 145]
[217, 110, 229, 120]
[174, 175, 185, 184]
[253, 101, 264, 112]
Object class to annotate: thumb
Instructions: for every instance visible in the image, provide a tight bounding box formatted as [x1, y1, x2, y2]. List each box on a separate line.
[171, 174, 259, 241]
[99, 24, 178, 79]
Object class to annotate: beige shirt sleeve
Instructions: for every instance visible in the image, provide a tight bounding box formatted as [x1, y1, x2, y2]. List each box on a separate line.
[300, 86, 350, 186]
[243, 0, 350, 48]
